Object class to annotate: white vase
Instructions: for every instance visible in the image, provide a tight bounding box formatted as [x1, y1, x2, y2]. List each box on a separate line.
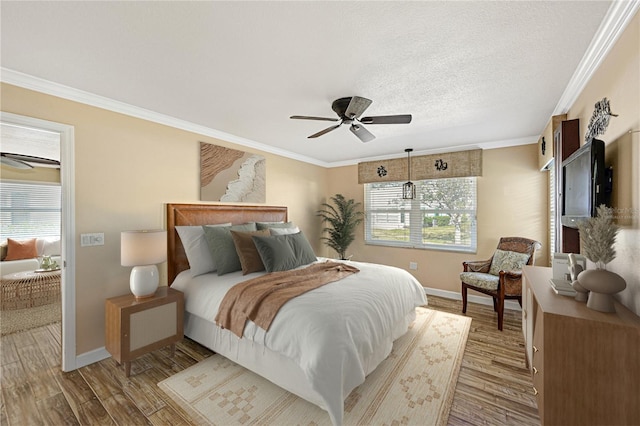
[577, 269, 626, 313]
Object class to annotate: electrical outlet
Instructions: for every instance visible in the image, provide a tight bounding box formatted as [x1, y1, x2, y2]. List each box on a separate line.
[81, 233, 105, 247]
[409, 262, 418, 270]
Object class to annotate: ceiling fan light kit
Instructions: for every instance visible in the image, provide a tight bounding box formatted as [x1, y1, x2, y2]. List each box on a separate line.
[290, 96, 411, 143]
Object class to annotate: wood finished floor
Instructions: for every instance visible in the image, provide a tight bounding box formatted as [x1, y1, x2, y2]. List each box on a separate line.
[0, 296, 539, 425]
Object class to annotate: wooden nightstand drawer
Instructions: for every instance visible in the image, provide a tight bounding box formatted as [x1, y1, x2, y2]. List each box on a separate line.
[105, 287, 184, 376]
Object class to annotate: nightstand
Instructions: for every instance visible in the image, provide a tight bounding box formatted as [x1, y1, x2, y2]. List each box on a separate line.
[105, 287, 184, 377]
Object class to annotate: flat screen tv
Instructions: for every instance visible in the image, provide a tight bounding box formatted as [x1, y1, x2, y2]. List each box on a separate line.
[561, 139, 606, 229]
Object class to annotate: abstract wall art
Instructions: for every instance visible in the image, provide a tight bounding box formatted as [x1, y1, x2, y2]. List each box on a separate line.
[200, 142, 265, 203]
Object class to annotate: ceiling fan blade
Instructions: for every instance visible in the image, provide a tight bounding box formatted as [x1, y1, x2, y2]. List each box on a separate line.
[360, 114, 412, 124]
[350, 123, 375, 143]
[2, 153, 60, 166]
[290, 115, 339, 122]
[345, 96, 372, 119]
[308, 123, 342, 138]
[1, 154, 34, 169]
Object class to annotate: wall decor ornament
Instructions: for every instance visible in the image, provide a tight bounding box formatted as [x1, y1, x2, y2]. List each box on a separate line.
[585, 97, 618, 142]
[200, 142, 265, 203]
[576, 205, 626, 312]
[377, 166, 387, 177]
[434, 159, 448, 171]
[541, 137, 546, 156]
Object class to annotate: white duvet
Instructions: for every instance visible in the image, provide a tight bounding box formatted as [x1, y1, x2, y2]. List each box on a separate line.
[171, 258, 427, 425]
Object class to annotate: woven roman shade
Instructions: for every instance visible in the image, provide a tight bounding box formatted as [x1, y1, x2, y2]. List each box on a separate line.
[358, 149, 482, 184]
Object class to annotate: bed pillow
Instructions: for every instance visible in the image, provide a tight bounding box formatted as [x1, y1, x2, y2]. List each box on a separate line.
[4, 238, 38, 261]
[489, 249, 530, 275]
[252, 231, 317, 273]
[256, 221, 296, 230]
[230, 229, 271, 275]
[176, 223, 231, 276]
[203, 223, 258, 275]
[269, 226, 300, 236]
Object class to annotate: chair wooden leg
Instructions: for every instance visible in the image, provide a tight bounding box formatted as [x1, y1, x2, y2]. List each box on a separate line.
[493, 297, 498, 312]
[497, 296, 505, 331]
[461, 283, 467, 314]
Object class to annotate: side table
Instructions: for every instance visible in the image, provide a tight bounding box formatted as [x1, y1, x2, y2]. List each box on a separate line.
[1, 269, 62, 310]
[105, 287, 184, 377]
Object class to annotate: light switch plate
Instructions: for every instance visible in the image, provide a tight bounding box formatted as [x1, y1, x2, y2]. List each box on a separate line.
[81, 233, 104, 247]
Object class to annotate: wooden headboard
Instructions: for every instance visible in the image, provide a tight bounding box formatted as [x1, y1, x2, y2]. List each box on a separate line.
[166, 203, 288, 284]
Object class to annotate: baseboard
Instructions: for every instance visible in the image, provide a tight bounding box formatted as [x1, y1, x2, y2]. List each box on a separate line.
[75, 347, 111, 369]
[423, 287, 522, 311]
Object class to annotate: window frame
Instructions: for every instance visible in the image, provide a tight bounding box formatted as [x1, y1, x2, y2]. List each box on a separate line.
[364, 177, 477, 253]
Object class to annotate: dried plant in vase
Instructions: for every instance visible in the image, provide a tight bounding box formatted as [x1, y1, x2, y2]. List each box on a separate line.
[576, 205, 626, 312]
[577, 204, 618, 270]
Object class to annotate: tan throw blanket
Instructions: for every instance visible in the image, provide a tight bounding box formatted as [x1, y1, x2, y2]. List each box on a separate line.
[215, 261, 360, 337]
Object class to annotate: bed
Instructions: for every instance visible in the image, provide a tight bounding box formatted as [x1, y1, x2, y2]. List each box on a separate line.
[166, 203, 427, 425]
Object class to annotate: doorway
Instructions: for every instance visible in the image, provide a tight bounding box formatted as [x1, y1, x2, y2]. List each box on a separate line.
[0, 112, 75, 371]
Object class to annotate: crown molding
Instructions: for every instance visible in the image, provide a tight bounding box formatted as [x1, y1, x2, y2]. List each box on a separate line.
[553, 0, 640, 115]
[0, 68, 330, 168]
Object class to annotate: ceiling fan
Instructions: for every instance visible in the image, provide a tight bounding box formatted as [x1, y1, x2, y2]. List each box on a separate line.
[0, 152, 60, 169]
[290, 96, 412, 143]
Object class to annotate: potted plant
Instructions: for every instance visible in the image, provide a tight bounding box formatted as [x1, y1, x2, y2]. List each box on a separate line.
[576, 205, 626, 312]
[317, 194, 364, 260]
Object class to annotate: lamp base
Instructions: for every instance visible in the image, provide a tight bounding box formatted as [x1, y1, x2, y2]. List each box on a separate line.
[130, 265, 159, 299]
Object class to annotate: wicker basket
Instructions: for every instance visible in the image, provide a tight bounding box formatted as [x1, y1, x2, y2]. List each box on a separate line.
[1, 270, 61, 310]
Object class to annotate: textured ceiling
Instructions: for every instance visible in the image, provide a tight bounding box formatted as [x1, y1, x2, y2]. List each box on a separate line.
[1, 1, 614, 166]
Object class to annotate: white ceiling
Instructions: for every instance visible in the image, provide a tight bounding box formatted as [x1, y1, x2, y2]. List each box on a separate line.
[0, 1, 622, 166]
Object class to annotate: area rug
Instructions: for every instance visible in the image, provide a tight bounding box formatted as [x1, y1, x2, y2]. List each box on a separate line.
[0, 301, 61, 336]
[158, 307, 471, 425]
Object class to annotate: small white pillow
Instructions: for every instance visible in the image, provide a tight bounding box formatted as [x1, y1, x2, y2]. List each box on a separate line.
[176, 223, 231, 276]
[269, 226, 300, 236]
[42, 238, 61, 256]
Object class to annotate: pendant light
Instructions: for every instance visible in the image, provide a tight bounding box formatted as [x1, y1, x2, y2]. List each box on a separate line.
[402, 148, 416, 199]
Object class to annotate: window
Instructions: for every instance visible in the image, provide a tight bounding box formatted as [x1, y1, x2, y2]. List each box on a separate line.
[0, 181, 61, 241]
[365, 177, 477, 252]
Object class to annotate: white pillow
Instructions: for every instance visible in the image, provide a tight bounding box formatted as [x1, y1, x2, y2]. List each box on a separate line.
[176, 223, 231, 276]
[36, 237, 61, 256]
[269, 226, 300, 236]
[42, 238, 61, 256]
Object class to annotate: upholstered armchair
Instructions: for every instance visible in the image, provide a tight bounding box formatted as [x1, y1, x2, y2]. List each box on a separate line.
[460, 237, 542, 331]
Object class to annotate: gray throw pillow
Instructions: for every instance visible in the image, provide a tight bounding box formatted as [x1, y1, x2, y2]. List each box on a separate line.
[203, 223, 257, 275]
[252, 231, 317, 272]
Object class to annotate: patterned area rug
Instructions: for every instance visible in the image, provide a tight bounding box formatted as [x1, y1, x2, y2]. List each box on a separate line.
[0, 301, 61, 336]
[159, 307, 471, 425]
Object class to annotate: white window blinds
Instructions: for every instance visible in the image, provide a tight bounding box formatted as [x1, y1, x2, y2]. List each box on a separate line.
[0, 181, 61, 241]
[365, 177, 477, 252]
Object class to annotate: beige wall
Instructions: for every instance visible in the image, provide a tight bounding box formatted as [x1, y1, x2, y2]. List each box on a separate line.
[1, 83, 328, 354]
[327, 144, 548, 295]
[566, 11, 639, 313]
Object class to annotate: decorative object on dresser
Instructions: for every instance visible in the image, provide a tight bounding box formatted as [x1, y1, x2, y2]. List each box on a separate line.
[105, 287, 184, 377]
[460, 237, 541, 330]
[522, 266, 640, 425]
[576, 205, 625, 312]
[121, 229, 167, 299]
[316, 194, 364, 260]
[568, 253, 588, 302]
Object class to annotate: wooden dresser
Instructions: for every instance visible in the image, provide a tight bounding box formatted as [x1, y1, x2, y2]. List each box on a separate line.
[522, 266, 640, 425]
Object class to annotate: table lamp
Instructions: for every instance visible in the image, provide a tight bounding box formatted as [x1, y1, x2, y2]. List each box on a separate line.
[121, 230, 167, 299]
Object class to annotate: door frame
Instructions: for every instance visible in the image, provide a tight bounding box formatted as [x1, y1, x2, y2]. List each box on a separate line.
[1, 112, 76, 371]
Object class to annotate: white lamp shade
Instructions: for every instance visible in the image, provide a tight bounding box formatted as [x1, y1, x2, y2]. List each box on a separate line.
[121, 230, 167, 266]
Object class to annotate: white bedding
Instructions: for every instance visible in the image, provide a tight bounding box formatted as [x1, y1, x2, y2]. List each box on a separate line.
[171, 258, 427, 425]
